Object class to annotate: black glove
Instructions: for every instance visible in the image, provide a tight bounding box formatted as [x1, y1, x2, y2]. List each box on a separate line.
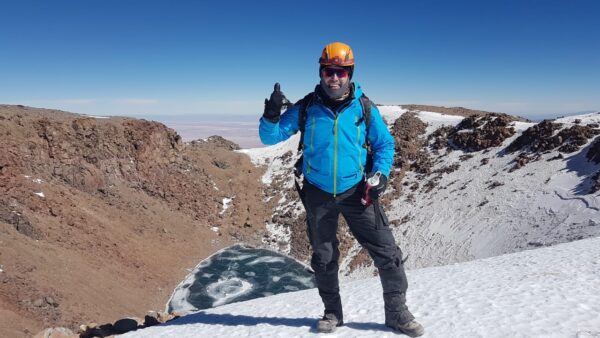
[263, 82, 291, 123]
[367, 171, 388, 200]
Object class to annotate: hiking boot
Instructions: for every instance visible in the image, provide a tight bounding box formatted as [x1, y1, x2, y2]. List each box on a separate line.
[386, 319, 425, 337]
[317, 313, 343, 333]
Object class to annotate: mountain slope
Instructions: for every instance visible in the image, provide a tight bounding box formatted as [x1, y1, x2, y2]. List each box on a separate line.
[0, 105, 272, 336]
[243, 106, 600, 275]
[121, 236, 600, 338]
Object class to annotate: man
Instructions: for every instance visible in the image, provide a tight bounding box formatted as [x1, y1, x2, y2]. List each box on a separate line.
[259, 42, 424, 337]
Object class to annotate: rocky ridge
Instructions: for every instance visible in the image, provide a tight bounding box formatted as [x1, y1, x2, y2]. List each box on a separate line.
[0, 105, 272, 337]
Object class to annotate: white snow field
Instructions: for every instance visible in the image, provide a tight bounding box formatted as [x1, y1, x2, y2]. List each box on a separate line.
[121, 236, 600, 338]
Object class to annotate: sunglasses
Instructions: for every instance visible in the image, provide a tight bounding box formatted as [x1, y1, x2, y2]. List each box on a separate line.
[322, 67, 349, 78]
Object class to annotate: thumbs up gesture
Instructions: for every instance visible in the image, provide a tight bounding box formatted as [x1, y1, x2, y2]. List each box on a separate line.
[263, 83, 291, 123]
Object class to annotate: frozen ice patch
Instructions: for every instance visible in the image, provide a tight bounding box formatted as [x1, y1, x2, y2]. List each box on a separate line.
[167, 245, 315, 313]
[246, 256, 286, 266]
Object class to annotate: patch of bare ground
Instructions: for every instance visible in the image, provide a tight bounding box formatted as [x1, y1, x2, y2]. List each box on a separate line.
[0, 105, 272, 337]
[399, 104, 530, 122]
[585, 135, 600, 164]
[428, 126, 453, 155]
[388, 112, 430, 195]
[590, 171, 600, 194]
[448, 114, 516, 152]
[507, 120, 600, 171]
[586, 137, 600, 194]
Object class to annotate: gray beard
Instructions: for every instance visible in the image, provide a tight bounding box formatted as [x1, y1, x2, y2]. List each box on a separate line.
[320, 79, 350, 100]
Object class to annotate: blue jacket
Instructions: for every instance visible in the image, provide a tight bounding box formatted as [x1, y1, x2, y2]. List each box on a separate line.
[259, 83, 395, 195]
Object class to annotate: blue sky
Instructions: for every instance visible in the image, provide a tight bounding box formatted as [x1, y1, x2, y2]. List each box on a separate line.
[1, 0, 598, 120]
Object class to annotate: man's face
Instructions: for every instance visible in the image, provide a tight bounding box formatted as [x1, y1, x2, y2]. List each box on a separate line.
[321, 66, 350, 91]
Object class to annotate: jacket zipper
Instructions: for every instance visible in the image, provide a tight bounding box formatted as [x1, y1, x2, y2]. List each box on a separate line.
[333, 116, 339, 197]
[321, 99, 356, 197]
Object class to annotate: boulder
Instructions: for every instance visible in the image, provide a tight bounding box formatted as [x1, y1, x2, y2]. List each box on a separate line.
[113, 317, 141, 333]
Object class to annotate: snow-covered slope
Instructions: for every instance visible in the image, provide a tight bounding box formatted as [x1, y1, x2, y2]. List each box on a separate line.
[121, 236, 600, 338]
[385, 108, 600, 268]
[242, 107, 600, 273]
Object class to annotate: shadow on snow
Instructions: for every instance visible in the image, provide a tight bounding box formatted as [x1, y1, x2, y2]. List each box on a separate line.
[163, 311, 388, 332]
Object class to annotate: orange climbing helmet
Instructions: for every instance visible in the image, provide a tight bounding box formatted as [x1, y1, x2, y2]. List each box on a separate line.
[319, 42, 355, 66]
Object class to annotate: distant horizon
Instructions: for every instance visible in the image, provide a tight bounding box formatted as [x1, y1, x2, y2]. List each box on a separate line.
[3, 101, 596, 124]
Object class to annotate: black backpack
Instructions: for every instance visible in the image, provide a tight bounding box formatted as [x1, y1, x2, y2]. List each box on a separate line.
[293, 92, 375, 202]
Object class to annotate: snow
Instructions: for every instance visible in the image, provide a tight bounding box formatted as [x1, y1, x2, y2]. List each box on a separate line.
[263, 222, 291, 252]
[238, 133, 300, 185]
[23, 175, 44, 184]
[555, 112, 600, 124]
[82, 114, 110, 119]
[417, 110, 465, 135]
[220, 197, 233, 215]
[120, 236, 600, 338]
[237, 107, 600, 273]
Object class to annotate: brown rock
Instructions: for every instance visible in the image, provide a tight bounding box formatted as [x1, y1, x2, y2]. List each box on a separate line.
[45, 296, 59, 307]
[590, 170, 600, 194]
[587, 137, 600, 164]
[449, 114, 516, 151]
[508, 120, 599, 154]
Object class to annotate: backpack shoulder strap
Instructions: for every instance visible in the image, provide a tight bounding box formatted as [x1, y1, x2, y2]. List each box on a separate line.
[359, 94, 376, 173]
[296, 92, 315, 151]
[359, 94, 373, 129]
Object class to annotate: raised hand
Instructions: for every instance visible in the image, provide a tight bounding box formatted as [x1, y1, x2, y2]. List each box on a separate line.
[263, 83, 291, 122]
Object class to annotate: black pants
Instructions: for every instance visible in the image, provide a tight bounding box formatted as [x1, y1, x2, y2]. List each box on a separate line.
[303, 180, 411, 323]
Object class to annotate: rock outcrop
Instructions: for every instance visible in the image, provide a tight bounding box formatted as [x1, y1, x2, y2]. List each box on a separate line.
[449, 114, 516, 152]
[507, 120, 600, 154]
[0, 105, 271, 337]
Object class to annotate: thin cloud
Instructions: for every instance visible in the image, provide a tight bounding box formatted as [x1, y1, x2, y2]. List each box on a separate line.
[55, 99, 96, 105]
[115, 98, 159, 105]
[426, 100, 482, 108]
